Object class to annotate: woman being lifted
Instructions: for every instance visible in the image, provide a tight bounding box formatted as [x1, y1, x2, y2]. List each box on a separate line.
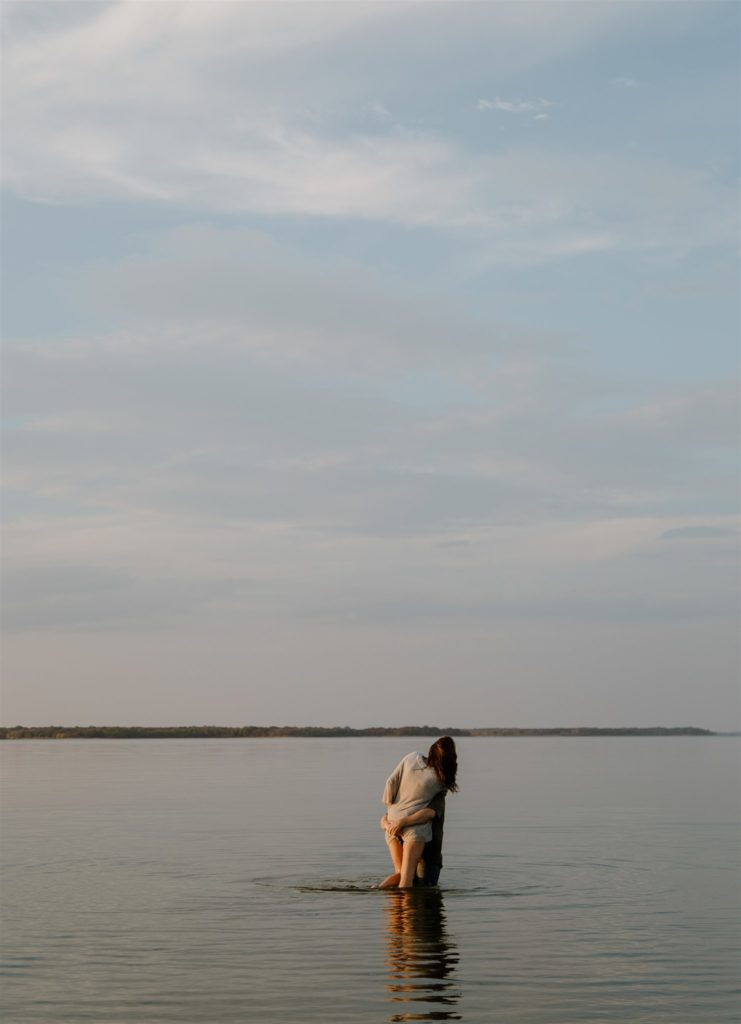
[378, 736, 458, 889]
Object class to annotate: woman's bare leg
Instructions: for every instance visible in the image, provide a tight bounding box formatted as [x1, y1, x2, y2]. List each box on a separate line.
[378, 871, 401, 889]
[399, 840, 425, 888]
[378, 837, 403, 888]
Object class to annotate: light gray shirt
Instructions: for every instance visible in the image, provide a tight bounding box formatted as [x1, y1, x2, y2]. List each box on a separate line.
[382, 751, 444, 824]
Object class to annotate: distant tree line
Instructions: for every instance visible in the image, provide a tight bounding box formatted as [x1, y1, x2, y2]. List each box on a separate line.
[468, 727, 714, 737]
[0, 725, 715, 739]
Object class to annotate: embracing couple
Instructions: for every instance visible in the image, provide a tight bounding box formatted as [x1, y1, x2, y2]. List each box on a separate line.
[378, 736, 458, 889]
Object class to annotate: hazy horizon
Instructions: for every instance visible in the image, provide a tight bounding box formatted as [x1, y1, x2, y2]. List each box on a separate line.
[0, 722, 729, 736]
[2, 2, 739, 730]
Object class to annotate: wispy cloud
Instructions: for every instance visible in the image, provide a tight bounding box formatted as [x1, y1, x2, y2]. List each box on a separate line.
[611, 77, 638, 89]
[4, 4, 732, 267]
[5, 225, 737, 568]
[660, 526, 739, 541]
[5, 121, 735, 266]
[475, 97, 554, 114]
[368, 101, 393, 121]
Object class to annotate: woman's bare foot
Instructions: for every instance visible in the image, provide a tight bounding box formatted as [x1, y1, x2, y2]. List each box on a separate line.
[378, 872, 401, 889]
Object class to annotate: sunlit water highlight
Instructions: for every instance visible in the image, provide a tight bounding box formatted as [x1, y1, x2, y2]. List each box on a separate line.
[2, 738, 739, 1022]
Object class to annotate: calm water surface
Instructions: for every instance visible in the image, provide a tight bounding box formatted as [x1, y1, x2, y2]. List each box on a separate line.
[2, 738, 739, 1023]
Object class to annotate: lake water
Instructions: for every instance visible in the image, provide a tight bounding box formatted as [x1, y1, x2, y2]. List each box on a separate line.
[1, 737, 739, 1023]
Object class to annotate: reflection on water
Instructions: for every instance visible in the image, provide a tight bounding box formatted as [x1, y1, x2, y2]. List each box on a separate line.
[384, 889, 461, 1022]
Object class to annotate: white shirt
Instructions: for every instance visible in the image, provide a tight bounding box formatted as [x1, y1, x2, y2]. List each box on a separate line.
[382, 751, 444, 824]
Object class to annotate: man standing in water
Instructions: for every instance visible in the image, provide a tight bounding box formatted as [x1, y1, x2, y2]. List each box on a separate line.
[379, 790, 446, 887]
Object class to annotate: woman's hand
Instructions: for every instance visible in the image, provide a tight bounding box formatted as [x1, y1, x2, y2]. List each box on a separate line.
[380, 813, 406, 837]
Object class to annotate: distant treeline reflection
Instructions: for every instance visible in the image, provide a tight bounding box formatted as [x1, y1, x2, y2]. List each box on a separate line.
[0, 725, 715, 739]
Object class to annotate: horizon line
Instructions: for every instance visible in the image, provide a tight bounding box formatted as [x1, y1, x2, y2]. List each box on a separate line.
[0, 724, 724, 737]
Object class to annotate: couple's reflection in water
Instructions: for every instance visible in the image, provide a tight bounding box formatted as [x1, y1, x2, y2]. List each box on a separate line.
[384, 887, 461, 1022]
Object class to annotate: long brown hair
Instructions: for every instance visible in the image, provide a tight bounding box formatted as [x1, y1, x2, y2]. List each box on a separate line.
[425, 735, 458, 792]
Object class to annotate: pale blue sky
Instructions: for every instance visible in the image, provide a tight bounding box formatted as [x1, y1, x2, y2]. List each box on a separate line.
[2, 2, 738, 728]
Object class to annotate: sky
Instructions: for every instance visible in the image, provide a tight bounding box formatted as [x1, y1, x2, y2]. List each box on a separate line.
[1, 1, 739, 729]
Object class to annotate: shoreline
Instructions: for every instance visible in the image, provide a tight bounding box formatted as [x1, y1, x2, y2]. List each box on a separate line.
[0, 725, 719, 740]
